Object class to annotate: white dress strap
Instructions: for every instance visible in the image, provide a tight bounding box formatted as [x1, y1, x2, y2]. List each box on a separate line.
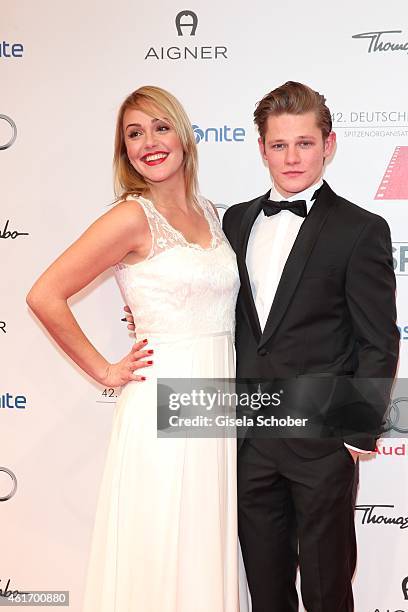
[125, 194, 188, 259]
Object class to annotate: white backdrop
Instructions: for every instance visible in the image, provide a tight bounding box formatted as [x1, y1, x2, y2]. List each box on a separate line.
[1, 1, 408, 610]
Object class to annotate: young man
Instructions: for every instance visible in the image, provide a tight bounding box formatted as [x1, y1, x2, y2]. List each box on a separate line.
[222, 81, 399, 612]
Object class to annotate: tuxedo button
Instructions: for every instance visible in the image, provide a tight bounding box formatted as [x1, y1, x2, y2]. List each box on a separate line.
[258, 348, 268, 356]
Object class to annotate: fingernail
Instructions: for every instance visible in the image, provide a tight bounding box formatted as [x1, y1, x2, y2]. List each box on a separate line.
[147, 360, 153, 365]
[147, 350, 154, 355]
[143, 338, 148, 343]
[141, 376, 146, 381]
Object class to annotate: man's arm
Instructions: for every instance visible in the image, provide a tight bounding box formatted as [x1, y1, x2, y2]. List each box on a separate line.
[344, 215, 400, 449]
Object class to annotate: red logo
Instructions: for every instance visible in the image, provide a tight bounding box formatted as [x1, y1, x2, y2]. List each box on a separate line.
[375, 442, 407, 456]
[375, 146, 408, 200]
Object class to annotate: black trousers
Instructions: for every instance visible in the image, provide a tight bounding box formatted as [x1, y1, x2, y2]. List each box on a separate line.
[237, 439, 357, 612]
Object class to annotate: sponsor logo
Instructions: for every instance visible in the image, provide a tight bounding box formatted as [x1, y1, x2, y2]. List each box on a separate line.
[393, 243, 408, 275]
[373, 609, 407, 612]
[355, 504, 408, 529]
[375, 442, 407, 456]
[375, 147, 408, 200]
[0, 467, 17, 502]
[0, 220, 29, 240]
[0, 394, 27, 409]
[384, 397, 408, 435]
[0, 577, 28, 598]
[0, 41, 24, 58]
[145, 11, 228, 61]
[397, 323, 408, 339]
[0, 114, 17, 150]
[332, 111, 408, 125]
[352, 29, 408, 54]
[403, 576, 408, 600]
[192, 124, 245, 144]
[175, 10, 198, 36]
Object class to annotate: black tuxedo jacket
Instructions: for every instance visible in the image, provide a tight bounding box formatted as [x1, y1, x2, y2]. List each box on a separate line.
[223, 181, 400, 455]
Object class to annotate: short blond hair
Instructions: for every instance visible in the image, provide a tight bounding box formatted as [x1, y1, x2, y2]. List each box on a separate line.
[254, 81, 332, 142]
[113, 86, 199, 204]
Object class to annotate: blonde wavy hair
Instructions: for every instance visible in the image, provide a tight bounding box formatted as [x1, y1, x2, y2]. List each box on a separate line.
[113, 86, 199, 205]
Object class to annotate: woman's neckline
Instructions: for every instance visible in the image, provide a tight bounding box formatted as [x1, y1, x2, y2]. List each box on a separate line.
[138, 195, 216, 251]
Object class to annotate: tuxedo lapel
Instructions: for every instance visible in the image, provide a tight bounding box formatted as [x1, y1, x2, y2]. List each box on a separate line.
[259, 181, 336, 350]
[236, 193, 267, 341]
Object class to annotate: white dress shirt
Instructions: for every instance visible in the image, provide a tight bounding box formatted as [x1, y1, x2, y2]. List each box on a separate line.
[246, 178, 368, 454]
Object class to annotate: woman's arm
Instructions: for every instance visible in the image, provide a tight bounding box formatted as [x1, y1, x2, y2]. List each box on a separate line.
[26, 200, 152, 386]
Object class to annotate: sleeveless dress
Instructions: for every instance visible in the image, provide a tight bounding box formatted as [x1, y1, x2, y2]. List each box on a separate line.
[82, 195, 249, 612]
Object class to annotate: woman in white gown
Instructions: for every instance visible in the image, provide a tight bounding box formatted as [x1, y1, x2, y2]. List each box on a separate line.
[27, 86, 248, 612]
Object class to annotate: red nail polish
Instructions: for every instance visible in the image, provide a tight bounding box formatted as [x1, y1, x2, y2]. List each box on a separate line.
[147, 349, 154, 355]
[141, 376, 146, 381]
[147, 360, 153, 365]
[143, 338, 148, 343]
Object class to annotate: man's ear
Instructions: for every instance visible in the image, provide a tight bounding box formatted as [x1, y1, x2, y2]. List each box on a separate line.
[324, 131, 336, 159]
[258, 136, 267, 160]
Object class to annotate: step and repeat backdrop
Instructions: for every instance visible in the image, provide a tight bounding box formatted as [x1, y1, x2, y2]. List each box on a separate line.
[1, 1, 408, 610]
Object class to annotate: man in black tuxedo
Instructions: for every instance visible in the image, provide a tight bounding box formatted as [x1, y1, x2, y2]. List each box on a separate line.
[222, 81, 399, 612]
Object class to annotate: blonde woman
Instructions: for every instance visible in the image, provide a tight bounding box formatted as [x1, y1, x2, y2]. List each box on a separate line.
[27, 87, 247, 611]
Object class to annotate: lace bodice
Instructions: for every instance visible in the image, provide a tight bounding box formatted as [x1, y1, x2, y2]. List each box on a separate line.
[114, 195, 239, 336]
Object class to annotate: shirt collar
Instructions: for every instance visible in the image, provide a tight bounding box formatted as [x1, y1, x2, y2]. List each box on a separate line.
[269, 178, 324, 214]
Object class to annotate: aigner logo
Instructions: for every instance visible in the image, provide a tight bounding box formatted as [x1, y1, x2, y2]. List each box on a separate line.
[352, 29, 408, 53]
[175, 10, 198, 36]
[0, 115, 17, 150]
[0, 467, 17, 502]
[402, 576, 408, 600]
[192, 124, 245, 144]
[145, 11, 228, 61]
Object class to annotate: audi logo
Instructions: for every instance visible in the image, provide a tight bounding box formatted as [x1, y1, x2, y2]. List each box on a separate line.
[0, 467, 17, 501]
[385, 397, 408, 434]
[0, 114, 17, 150]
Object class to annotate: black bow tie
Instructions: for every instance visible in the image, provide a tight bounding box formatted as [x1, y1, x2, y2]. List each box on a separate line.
[262, 198, 307, 218]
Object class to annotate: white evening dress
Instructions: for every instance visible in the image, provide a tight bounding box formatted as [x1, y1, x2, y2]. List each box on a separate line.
[82, 195, 249, 612]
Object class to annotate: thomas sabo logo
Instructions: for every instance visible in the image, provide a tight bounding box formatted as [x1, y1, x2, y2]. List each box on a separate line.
[352, 29, 408, 54]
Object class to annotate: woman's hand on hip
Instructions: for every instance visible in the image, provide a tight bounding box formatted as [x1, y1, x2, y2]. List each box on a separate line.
[101, 339, 153, 386]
